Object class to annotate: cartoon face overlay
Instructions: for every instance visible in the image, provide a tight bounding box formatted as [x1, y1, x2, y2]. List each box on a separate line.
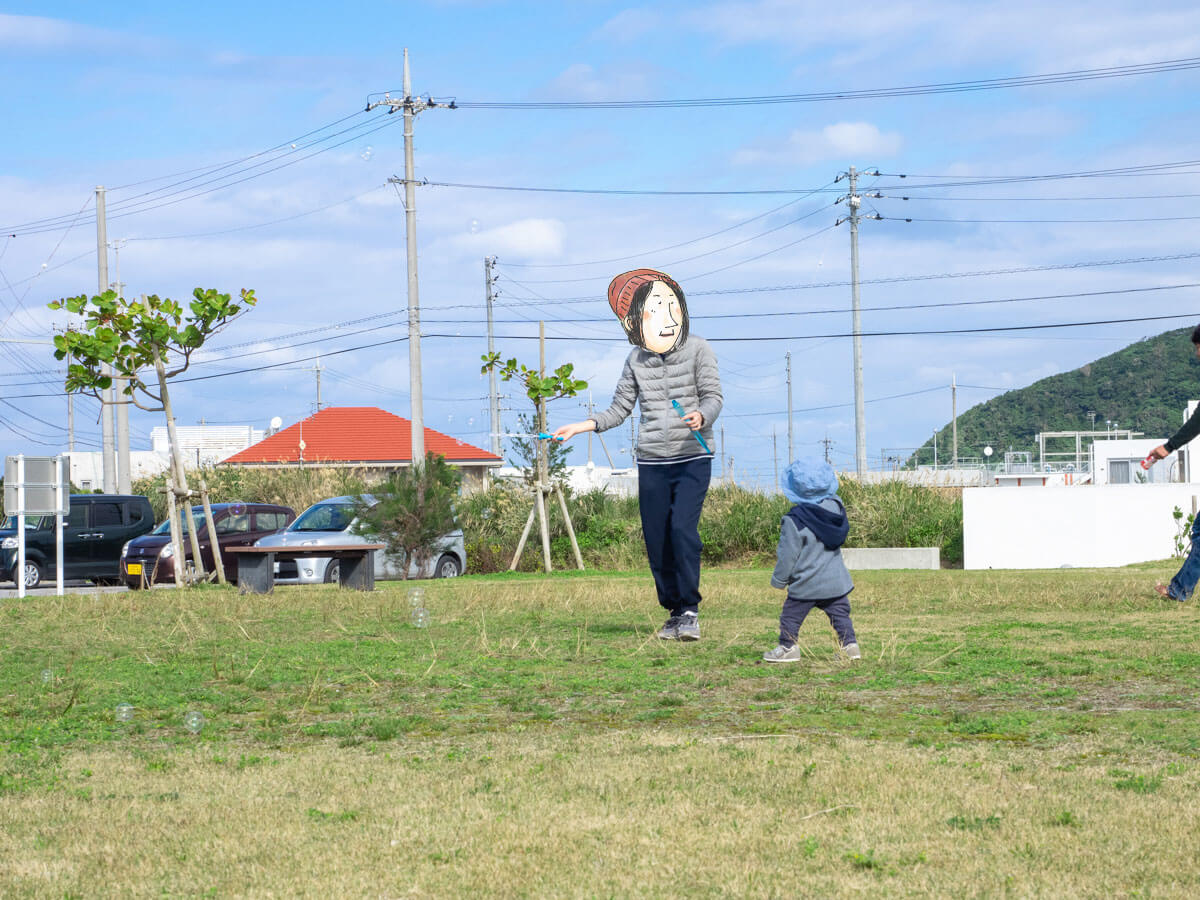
[637, 281, 682, 354]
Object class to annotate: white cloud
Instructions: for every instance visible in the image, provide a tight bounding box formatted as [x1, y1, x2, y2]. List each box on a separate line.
[0, 13, 158, 54]
[449, 218, 566, 261]
[733, 121, 903, 167]
[542, 62, 659, 101]
[593, 8, 663, 43]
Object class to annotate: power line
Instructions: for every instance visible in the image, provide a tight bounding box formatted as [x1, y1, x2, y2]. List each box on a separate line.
[1, 115, 402, 237]
[522, 250, 1200, 304]
[447, 56, 1200, 108]
[428, 282, 1200, 324]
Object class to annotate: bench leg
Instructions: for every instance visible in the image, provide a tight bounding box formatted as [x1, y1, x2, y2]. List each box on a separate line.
[338, 552, 375, 591]
[238, 553, 275, 594]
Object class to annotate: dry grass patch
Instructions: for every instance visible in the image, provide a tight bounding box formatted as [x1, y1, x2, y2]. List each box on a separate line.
[1, 733, 1198, 897]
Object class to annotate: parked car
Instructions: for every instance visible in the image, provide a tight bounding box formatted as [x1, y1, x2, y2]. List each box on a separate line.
[1, 494, 155, 588]
[253, 495, 465, 584]
[121, 502, 295, 588]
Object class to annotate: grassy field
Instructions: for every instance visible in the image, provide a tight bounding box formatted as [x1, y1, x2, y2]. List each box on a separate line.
[2, 563, 1199, 897]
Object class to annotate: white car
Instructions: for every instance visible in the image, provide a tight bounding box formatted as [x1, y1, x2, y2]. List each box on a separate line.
[253, 495, 465, 583]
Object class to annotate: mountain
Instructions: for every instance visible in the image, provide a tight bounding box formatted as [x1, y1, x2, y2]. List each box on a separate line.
[912, 326, 1199, 466]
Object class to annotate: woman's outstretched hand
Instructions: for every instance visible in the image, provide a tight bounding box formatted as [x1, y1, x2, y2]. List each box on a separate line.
[552, 420, 596, 442]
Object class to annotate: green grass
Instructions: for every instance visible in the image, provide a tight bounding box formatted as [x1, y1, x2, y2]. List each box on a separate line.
[1, 564, 1199, 895]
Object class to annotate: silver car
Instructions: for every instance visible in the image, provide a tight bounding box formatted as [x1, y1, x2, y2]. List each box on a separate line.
[254, 495, 465, 583]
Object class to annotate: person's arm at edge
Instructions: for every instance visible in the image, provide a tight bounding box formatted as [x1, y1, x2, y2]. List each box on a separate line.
[553, 356, 636, 441]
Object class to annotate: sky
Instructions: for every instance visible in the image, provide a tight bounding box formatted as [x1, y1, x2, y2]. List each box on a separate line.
[4, 0, 1200, 487]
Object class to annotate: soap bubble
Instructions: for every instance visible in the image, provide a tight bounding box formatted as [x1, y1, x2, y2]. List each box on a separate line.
[360, 145, 374, 161]
[115, 702, 134, 723]
[184, 711, 205, 734]
[412, 607, 430, 629]
[407, 587, 424, 609]
[40, 669, 53, 684]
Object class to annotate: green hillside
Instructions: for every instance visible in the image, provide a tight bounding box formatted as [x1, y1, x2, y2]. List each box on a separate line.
[912, 326, 1199, 465]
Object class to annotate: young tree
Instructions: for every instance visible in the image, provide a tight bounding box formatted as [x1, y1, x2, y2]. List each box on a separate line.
[480, 350, 588, 571]
[49, 287, 257, 584]
[352, 452, 462, 579]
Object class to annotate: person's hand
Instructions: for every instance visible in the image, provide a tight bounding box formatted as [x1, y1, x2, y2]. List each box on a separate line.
[681, 410, 703, 430]
[552, 420, 595, 442]
[1143, 444, 1169, 468]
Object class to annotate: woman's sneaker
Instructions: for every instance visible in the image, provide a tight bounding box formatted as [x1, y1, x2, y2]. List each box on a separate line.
[841, 642, 862, 660]
[657, 616, 682, 640]
[762, 644, 802, 663]
[676, 612, 700, 642]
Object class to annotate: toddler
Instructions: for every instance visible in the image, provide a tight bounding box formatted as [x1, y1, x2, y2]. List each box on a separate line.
[763, 458, 860, 663]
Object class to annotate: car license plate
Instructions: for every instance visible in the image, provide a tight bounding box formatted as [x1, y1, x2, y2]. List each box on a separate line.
[126, 563, 143, 576]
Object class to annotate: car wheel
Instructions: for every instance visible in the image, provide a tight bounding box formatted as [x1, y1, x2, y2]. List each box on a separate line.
[323, 560, 340, 584]
[20, 560, 43, 589]
[433, 553, 462, 578]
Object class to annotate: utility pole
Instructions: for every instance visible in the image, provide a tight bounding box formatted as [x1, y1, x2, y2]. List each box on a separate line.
[720, 425, 726, 481]
[484, 256, 500, 455]
[772, 427, 778, 487]
[312, 356, 324, 412]
[785, 351, 793, 464]
[110, 237, 131, 493]
[822, 434, 833, 465]
[835, 166, 882, 478]
[95, 186, 116, 493]
[371, 50, 454, 467]
[951, 372, 958, 469]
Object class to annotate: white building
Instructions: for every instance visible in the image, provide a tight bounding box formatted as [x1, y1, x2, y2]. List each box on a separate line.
[71, 424, 265, 490]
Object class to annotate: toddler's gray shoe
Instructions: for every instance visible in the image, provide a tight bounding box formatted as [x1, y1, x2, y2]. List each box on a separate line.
[762, 644, 802, 663]
[657, 615, 682, 640]
[841, 642, 862, 660]
[676, 612, 700, 642]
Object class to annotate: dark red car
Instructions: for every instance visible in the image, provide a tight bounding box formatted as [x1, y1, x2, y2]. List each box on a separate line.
[121, 502, 294, 588]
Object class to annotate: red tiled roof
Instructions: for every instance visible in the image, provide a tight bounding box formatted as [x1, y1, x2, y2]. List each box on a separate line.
[222, 407, 502, 466]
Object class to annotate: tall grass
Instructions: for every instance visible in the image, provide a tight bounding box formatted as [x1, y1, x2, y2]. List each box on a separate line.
[128, 468, 964, 570]
[132, 466, 376, 522]
[457, 479, 964, 571]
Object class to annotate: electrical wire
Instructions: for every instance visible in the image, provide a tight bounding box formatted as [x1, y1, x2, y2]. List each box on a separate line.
[448, 56, 1200, 108]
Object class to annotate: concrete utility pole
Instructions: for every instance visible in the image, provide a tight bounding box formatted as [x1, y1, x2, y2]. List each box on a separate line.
[835, 166, 882, 477]
[312, 356, 324, 412]
[371, 50, 454, 467]
[951, 372, 958, 469]
[95, 187, 116, 493]
[110, 237, 131, 493]
[785, 351, 794, 464]
[772, 427, 778, 487]
[484, 256, 500, 455]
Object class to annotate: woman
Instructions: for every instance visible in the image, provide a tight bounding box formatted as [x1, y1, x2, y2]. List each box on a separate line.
[554, 268, 722, 641]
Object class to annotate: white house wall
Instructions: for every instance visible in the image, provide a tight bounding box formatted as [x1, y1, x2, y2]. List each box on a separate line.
[964, 483, 1200, 569]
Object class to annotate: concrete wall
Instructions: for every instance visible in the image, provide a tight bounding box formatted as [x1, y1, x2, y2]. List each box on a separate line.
[843, 547, 940, 570]
[964, 483, 1200, 569]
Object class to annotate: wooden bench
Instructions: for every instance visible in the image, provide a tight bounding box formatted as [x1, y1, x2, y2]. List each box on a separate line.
[227, 544, 386, 593]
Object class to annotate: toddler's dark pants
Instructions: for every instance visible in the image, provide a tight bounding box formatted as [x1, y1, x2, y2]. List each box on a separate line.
[780, 594, 856, 647]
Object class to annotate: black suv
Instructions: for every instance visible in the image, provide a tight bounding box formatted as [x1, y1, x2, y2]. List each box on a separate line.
[1, 494, 155, 588]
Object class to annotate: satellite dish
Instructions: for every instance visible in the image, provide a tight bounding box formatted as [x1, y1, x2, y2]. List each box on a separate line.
[270, 416, 283, 431]
[983, 446, 994, 457]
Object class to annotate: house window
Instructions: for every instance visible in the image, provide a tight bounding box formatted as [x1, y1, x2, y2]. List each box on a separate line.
[1110, 459, 1132, 484]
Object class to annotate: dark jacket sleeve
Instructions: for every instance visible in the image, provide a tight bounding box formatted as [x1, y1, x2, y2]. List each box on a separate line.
[1165, 405, 1200, 452]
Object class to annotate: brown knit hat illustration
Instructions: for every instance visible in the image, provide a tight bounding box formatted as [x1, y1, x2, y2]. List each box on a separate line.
[607, 268, 682, 320]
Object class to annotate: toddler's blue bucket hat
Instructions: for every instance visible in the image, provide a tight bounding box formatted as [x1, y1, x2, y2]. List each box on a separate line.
[781, 458, 839, 505]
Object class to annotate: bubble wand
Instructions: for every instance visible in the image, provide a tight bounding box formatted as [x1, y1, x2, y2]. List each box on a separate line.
[671, 400, 712, 454]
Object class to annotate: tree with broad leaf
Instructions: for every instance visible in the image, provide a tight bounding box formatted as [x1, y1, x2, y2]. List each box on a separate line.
[49, 287, 257, 584]
[480, 352, 588, 482]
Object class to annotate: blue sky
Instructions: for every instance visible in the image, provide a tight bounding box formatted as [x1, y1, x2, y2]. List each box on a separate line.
[4, 1, 1200, 484]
